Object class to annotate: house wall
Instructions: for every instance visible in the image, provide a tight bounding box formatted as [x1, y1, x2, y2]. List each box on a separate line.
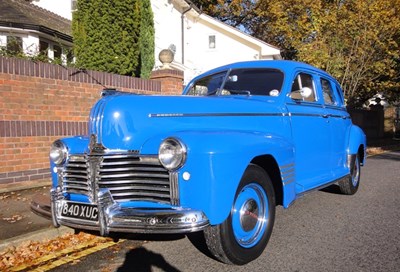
[0, 28, 39, 56]
[0, 56, 183, 186]
[0, 27, 71, 61]
[152, 0, 279, 84]
[185, 16, 269, 80]
[151, 0, 183, 66]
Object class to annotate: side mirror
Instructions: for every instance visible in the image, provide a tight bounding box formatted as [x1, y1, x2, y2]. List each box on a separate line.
[289, 87, 313, 101]
[299, 87, 313, 98]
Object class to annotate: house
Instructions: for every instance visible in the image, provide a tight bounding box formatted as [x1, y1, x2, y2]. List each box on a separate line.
[0, 0, 73, 62]
[1, 0, 281, 83]
[152, 0, 281, 82]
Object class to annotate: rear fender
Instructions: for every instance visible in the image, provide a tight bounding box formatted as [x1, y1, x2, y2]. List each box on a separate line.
[347, 125, 367, 164]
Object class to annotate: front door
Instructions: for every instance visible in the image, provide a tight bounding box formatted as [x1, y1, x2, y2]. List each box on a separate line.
[286, 72, 332, 193]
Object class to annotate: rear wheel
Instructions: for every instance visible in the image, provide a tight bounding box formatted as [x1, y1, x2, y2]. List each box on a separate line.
[339, 154, 361, 195]
[204, 164, 276, 265]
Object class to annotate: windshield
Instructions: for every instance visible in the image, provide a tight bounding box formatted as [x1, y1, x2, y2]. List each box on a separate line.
[186, 68, 284, 97]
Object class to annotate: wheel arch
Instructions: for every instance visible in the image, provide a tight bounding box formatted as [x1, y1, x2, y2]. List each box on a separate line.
[251, 155, 283, 206]
[347, 124, 367, 165]
[358, 144, 366, 165]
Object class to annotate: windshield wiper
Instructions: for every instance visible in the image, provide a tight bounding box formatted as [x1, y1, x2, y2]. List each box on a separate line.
[206, 88, 220, 96]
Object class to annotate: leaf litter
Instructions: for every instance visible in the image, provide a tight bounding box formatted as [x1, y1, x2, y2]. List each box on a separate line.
[0, 232, 113, 271]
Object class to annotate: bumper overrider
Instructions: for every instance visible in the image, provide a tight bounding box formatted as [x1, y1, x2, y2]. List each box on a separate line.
[31, 186, 210, 236]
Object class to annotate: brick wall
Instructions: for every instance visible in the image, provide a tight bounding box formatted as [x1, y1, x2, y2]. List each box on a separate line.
[0, 56, 183, 186]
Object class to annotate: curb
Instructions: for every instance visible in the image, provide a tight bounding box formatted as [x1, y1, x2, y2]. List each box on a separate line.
[0, 180, 50, 194]
[0, 226, 74, 253]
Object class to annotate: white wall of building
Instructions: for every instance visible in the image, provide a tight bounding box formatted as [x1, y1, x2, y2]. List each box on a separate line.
[184, 15, 265, 80]
[0, 28, 39, 56]
[151, 0, 183, 67]
[151, 0, 280, 83]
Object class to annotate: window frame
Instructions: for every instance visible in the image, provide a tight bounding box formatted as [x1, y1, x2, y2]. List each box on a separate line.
[320, 77, 337, 106]
[289, 72, 318, 103]
[6, 36, 23, 55]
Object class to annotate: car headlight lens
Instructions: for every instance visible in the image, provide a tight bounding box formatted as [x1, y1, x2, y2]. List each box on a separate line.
[158, 138, 186, 170]
[50, 140, 68, 165]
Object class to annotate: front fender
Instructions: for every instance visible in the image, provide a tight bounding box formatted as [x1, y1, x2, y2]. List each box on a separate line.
[142, 130, 294, 225]
[49, 136, 89, 187]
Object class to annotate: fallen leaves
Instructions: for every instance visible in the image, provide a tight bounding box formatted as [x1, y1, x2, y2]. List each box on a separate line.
[0, 194, 10, 200]
[2, 214, 23, 223]
[0, 232, 113, 271]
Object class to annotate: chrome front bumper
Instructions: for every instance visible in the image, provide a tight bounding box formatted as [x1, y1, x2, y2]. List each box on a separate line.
[31, 187, 210, 236]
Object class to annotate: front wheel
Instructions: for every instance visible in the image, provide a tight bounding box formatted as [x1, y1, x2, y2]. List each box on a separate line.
[204, 164, 276, 265]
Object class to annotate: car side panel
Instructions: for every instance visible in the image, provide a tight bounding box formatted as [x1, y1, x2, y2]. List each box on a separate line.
[143, 130, 296, 225]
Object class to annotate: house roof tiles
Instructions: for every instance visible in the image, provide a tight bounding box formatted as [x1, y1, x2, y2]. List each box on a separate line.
[0, 0, 72, 41]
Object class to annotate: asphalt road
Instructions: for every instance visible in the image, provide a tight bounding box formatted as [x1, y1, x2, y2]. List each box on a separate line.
[52, 151, 400, 272]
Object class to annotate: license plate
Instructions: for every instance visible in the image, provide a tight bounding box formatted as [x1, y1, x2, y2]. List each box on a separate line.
[61, 202, 99, 221]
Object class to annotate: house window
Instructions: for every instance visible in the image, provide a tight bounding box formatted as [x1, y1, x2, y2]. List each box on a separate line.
[39, 40, 49, 58]
[53, 44, 62, 59]
[71, 0, 78, 11]
[6, 36, 23, 54]
[66, 50, 74, 63]
[209, 35, 216, 49]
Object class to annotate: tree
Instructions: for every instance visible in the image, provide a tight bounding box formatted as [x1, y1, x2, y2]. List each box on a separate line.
[191, 0, 258, 28]
[138, 0, 155, 78]
[72, 0, 154, 78]
[196, 0, 400, 106]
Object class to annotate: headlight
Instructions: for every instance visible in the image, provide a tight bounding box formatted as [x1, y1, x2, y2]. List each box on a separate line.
[50, 140, 68, 165]
[158, 138, 186, 170]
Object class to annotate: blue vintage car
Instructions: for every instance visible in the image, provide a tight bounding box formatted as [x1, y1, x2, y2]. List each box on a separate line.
[33, 60, 366, 265]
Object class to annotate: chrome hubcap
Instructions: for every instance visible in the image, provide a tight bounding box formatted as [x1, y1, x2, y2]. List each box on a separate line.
[351, 156, 360, 187]
[232, 183, 268, 248]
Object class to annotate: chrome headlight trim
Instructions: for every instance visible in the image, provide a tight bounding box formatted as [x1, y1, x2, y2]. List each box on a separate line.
[50, 140, 68, 165]
[158, 138, 187, 171]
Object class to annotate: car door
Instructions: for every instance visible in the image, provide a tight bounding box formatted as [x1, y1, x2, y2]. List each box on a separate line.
[319, 77, 351, 178]
[285, 71, 333, 193]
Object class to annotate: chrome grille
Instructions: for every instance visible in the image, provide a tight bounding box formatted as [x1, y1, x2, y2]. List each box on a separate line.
[63, 156, 88, 195]
[62, 154, 175, 204]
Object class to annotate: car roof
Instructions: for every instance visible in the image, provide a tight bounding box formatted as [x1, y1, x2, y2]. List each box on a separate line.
[194, 60, 332, 80]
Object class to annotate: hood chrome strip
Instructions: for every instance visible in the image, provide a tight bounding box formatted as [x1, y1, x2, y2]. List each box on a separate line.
[149, 113, 288, 118]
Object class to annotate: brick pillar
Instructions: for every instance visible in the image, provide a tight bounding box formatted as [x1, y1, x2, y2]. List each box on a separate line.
[150, 69, 184, 95]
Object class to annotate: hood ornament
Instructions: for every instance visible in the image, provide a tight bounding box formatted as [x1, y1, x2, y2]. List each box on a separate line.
[89, 134, 106, 154]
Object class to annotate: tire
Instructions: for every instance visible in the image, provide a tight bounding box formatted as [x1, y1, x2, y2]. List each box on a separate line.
[339, 154, 361, 195]
[204, 164, 276, 265]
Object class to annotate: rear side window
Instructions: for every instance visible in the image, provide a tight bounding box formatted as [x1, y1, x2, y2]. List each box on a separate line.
[320, 78, 336, 105]
[335, 85, 345, 106]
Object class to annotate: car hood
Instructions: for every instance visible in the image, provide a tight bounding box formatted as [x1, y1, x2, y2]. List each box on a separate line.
[88, 94, 282, 152]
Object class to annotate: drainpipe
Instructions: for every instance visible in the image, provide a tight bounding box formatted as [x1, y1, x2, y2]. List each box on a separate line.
[181, 4, 193, 65]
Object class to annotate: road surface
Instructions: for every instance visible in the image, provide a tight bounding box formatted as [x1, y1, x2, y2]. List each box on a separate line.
[51, 151, 400, 272]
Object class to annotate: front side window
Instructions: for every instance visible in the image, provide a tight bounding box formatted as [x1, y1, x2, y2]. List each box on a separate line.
[290, 73, 317, 102]
[186, 69, 284, 97]
[186, 72, 227, 96]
